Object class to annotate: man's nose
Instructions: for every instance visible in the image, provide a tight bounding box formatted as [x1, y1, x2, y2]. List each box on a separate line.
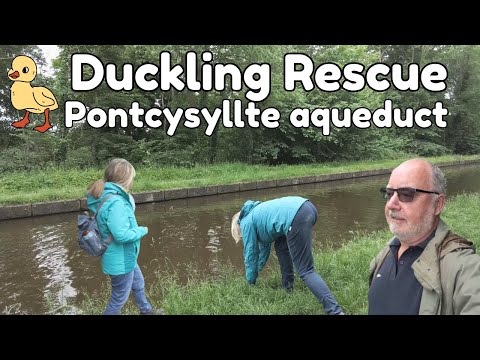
[386, 191, 401, 210]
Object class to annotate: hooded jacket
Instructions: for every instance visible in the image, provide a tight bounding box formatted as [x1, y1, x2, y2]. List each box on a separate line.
[87, 182, 148, 275]
[239, 196, 308, 284]
[369, 219, 480, 314]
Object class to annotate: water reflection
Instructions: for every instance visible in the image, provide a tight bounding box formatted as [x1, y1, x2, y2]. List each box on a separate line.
[0, 164, 479, 314]
[31, 223, 77, 310]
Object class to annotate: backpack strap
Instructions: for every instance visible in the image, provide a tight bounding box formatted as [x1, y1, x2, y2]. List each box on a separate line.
[438, 231, 475, 259]
[93, 193, 118, 246]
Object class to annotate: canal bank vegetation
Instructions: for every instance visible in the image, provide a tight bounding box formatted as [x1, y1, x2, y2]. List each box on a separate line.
[2, 46, 480, 205]
[0, 154, 479, 206]
[69, 192, 480, 315]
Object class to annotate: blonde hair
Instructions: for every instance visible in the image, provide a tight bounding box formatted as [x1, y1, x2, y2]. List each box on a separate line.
[231, 212, 242, 244]
[87, 158, 136, 199]
[86, 179, 105, 199]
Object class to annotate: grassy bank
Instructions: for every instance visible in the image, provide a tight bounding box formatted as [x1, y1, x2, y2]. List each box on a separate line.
[1, 154, 479, 206]
[71, 192, 480, 315]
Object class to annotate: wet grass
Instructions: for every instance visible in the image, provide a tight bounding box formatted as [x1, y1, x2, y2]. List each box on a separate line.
[65, 192, 480, 315]
[0, 154, 478, 205]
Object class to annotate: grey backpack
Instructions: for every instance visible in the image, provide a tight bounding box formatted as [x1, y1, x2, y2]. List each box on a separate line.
[77, 194, 117, 256]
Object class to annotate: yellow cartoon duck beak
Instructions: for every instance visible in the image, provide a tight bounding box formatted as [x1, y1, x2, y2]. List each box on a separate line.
[9, 71, 20, 79]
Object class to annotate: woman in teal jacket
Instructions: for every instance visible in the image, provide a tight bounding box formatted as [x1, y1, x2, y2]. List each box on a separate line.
[87, 158, 162, 315]
[231, 196, 344, 315]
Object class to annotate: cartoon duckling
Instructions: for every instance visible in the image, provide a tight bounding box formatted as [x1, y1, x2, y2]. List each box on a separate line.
[8, 55, 58, 133]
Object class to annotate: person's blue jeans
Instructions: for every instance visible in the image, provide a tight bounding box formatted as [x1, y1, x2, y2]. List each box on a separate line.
[274, 200, 343, 315]
[104, 264, 152, 315]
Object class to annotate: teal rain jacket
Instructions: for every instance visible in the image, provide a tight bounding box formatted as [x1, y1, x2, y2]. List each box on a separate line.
[238, 196, 308, 284]
[87, 182, 148, 275]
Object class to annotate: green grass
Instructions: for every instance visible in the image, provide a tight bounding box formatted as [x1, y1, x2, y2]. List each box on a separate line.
[67, 192, 480, 315]
[0, 154, 478, 205]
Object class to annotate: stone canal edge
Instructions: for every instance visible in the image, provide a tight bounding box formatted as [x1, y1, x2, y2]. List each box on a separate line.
[1, 159, 479, 221]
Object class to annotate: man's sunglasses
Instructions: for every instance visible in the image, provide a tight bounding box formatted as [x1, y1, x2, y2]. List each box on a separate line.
[380, 187, 440, 203]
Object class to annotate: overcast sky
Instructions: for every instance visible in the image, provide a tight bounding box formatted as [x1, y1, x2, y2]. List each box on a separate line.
[38, 45, 59, 75]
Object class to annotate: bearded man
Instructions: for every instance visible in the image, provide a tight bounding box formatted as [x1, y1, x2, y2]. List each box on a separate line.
[368, 159, 480, 315]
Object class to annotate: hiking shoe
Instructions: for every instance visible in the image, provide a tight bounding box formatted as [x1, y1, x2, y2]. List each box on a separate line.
[141, 308, 164, 315]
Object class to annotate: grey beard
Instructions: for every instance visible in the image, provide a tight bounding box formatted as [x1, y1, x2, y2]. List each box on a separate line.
[387, 209, 435, 244]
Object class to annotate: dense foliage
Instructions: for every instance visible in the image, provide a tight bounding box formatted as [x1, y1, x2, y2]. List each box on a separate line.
[1, 45, 479, 173]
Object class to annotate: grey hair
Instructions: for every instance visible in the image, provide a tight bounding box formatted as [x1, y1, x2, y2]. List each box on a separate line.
[429, 162, 446, 195]
[87, 158, 136, 198]
[231, 212, 242, 244]
[104, 158, 136, 192]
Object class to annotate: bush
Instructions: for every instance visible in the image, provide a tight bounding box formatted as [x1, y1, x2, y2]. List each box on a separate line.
[64, 146, 96, 169]
[411, 140, 452, 157]
[0, 146, 55, 174]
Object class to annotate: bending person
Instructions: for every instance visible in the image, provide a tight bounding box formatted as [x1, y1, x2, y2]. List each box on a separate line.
[231, 196, 344, 315]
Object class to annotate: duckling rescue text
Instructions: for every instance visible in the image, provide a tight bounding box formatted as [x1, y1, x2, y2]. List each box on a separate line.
[64, 52, 449, 137]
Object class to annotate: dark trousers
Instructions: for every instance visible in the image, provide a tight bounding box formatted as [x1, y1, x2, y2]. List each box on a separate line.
[274, 201, 343, 315]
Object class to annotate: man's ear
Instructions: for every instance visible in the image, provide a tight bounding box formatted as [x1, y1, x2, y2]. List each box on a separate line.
[435, 194, 445, 216]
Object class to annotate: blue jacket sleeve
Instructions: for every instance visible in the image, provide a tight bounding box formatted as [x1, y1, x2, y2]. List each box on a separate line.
[106, 199, 148, 244]
[242, 222, 259, 284]
[257, 242, 272, 272]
